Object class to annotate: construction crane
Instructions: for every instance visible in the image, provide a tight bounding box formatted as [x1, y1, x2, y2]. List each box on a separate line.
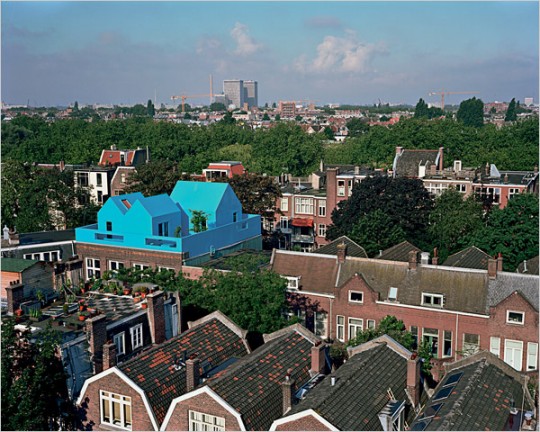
[428, 90, 480, 110]
[171, 93, 216, 113]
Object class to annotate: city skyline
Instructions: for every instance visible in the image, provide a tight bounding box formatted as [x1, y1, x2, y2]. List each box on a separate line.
[2, 1, 538, 107]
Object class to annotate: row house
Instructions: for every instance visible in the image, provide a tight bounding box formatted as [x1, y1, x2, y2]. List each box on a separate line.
[271, 244, 539, 374]
[202, 161, 246, 181]
[75, 181, 261, 279]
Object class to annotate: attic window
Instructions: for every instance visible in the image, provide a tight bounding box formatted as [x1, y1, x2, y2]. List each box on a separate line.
[422, 293, 444, 308]
[121, 199, 132, 209]
[388, 287, 398, 302]
[348, 291, 364, 303]
[285, 276, 300, 290]
[507, 311, 524, 325]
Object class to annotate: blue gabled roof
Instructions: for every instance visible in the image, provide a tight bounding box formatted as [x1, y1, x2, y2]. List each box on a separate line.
[108, 192, 144, 215]
[136, 194, 180, 218]
[170, 181, 229, 214]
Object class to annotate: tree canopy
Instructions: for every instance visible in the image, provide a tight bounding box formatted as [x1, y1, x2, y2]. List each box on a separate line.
[457, 97, 484, 127]
[505, 98, 517, 122]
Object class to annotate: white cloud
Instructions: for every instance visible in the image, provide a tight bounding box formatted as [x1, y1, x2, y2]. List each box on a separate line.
[230, 22, 261, 56]
[294, 30, 386, 74]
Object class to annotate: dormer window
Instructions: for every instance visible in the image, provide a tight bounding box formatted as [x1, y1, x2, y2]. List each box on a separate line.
[285, 276, 300, 290]
[507, 311, 524, 325]
[422, 293, 444, 308]
[388, 287, 398, 302]
[348, 291, 364, 303]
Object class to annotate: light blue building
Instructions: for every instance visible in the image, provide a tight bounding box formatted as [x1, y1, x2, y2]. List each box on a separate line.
[75, 181, 261, 275]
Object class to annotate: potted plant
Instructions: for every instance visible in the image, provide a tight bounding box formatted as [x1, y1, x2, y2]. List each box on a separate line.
[15, 308, 24, 317]
[36, 289, 45, 306]
[29, 308, 43, 322]
[141, 302, 148, 309]
[78, 312, 87, 322]
[63, 303, 69, 315]
[123, 286, 132, 296]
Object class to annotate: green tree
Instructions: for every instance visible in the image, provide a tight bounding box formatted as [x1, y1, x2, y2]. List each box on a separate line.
[124, 159, 184, 196]
[295, 115, 303, 122]
[262, 113, 270, 121]
[146, 99, 155, 117]
[221, 111, 236, 125]
[190, 210, 209, 233]
[457, 97, 484, 127]
[345, 117, 369, 137]
[2, 320, 74, 430]
[210, 102, 227, 112]
[414, 98, 430, 118]
[275, 114, 281, 121]
[505, 98, 517, 122]
[323, 126, 334, 140]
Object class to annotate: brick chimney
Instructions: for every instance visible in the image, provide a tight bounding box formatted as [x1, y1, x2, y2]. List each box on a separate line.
[59, 160, 65, 171]
[6, 281, 24, 315]
[395, 146, 403, 155]
[336, 242, 347, 264]
[146, 290, 165, 345]
[86, 315, 108, 374]
[282, 371, 295, 415]
[186, 355, 200, 392]
[407, 353, 421, 407]
[438, 147, 444, 170]
[432, 248, 439, 266]
[408, 250, 418, 271]
[311, 342, 326, 375]
[488, 257, 498, 279]
[103, 342, 117, 370]
[497, 253, 503, 273]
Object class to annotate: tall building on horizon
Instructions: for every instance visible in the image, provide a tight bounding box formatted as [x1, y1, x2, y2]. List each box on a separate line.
[223, 79, 244, 109]
[243, 80, 258, 108]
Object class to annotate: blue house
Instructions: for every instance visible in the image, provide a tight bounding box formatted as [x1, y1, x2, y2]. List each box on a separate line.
[76, 182, 261, 278]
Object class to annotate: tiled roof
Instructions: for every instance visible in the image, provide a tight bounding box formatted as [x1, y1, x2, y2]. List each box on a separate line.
[119, 316, 249, 425]
[0, 257, 40, 272]
[395, 149, 439, 177]
[516, 255, 539, 275]
[443, 246, 491, 270]
[313, 236, 368, 258]
[411, 353, 533, 431]
[486, 273, 539, 311]
[208, 326, 316, 431]
[287, 342, 409, 431]
[377, 241, 421, 262]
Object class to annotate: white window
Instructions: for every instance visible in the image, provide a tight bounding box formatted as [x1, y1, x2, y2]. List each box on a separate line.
[189, 410, 225, 431]
[456, 184, 467, 193]
[425, 182, 448, 197]
[318, 224, 326, 237]
[508, 188, 520, 200]
[348, 291, 363, 303]
[504, 339, 523, 371]
[348, 318, 363, 340]
[423, 328, 439, 358]
[388, 287, 398, 302]
[315, 312, 327, 339]
[490, 336, 500, 357]
[100, 390, 132, 430]
[367, 319, 376, 330]
[295, 197, 314, 214]
[86, 258, 101, 279]
[506, 310, 524, 325]
[462, 333, 480, 357]
[24, 250, 61, 262]
[280, 198, 289, 212]
[285, 276, 300, 290]
[97, 191, 103, 203]
[121, 172, 126, 184]
[336, 315, 345, 342]
[337, 180, 345, 196]
[527, 342, 538, 371]
[347, 179, 353, 196]
[133, 263, 151, 271]
[114, 332, 125, 355]
[422, 293, 444, 308]
[279, 216, 289, 229]
[443, 331, 452, 358]
[109, 260, 125, 271]
[158, 266, 175, 272]
[130, 324, 143, 349]
[318, 201, 326, 217]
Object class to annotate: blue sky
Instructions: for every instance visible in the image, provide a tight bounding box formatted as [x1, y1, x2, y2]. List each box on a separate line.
[2, 1, 538, 107]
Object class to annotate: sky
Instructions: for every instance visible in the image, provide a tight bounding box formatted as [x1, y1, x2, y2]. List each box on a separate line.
[2, 1, 539, 107]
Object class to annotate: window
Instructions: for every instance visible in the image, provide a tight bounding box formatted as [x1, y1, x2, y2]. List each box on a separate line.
[527, 342, 538, 371]
[423, 328, 439, 358]
[348, 318, 363, 340]
[86, 258, 101, 279]
[388, 287, 398, 302]
[97, 191, 103, 203]
[504, 339, 523, 371]
[337, 180, 345, 196]
[456, 184, 467, 193]
[114, 332, 125, 355]
[121, 172, 126, 184]
[109, 261, 125, 271]
[490, 337, 501, 357]
[367, 319, 376, 330]
[425, 182, 449, 197]
[133, 263, 150, 271]
[233, 212, 237, 223]
[295, 197, 314, 214]
[158, 266, 175, 272]
[411, 326, 418, 350]
[158, 222, 169, 237]
[280, 198, 289, 212]
[508, 188, 520, 200]
[285, 276, 300, 290]
[422, 293, 444, 308]
[189, 410, 225, 431]
[315, 312, 327, 339]
[348, 291, 363, 303]
[318, 224, 326, 237]
[318, 201, 326, 217]
[130, 324, 143, 349]
[336, 315, 345, 342]
[475, 186, 501, 204]
[97, 173, 103, 187]
[100, 390, 132, 430]
[77, 172, 89, 187]
[462, 333, 480, 356]
[348, 179, 353, 196]
[507, 310, 524, 325]
[443, 331, 452, 357]
[24, 250, 61, 262]
[106, 221, 113, 231]
[279, 216, 289, 229]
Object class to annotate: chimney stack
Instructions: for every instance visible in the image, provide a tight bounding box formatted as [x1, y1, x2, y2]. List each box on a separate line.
[408, 251, 418, 271]
[336, 242, 347, 264]
[497, 253, 503, 272]
[103, 342, 117, 370]
[311, 342, 327, 375]
[3, 225, 9, 241]
[420, 252, 430, 265]
[396, 146, 403, 155]
[147, 290, 165, 345]
[282, 371, 295, 415]
[407, 353, 421, 407]
[438, 147, 444, 171]
[5, 281, 24, 315]
[86, 315, 108, 374]
[432, 248, 439, 266]
[186, 355, 200, 392]
[488, 257, 498, 279]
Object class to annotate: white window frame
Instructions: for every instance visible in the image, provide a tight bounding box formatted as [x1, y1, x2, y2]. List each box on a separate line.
[280, 198, 289, 212]
[462, 333, 480, 357]
[295, 197, 314, 215]
[388, 287, 398, 302]
[336, 315, 345, 342]
[367, 319, 376, 330]
[189, 410, 225, 431]
[109, 260, 125, 271]
[422, 328, 439, 358]
[279, 216, 289, 229]
[24, 250, 61, 262]
[130, 324, 143, 349]
[318, 223, 326, 237]
[114, 332, 126, 355]
[422, 293, 444, 308]
[348, 291, 364, 304]
[504, 339, 523, 371]
[121, 172, 126, 184]
[347, 179, 353, 196]
[442, 330, 452, 358]
[456, 184, 467, 193]
[337, 180, 345, 197]
[133, 263, 151, 271]
[285, 276, 300, 290]
[348, 318, 363, 340]
[506, 310, 525, 325]
[527, 342, 538, 371]
[318, 200, 326, 217]
[86, 258, 101, 279]
[508, 187, 520, 200]
[315, 312, 327, 339]
[490, 336, 501, 357]
[158, 266, 175, 272]
[100, 390, 132, 430]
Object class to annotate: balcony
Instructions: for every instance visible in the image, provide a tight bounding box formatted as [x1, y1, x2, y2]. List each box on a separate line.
[292, 234, 314, 244]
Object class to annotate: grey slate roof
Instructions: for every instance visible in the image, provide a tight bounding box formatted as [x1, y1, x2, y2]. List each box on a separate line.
[411, 353, 533, 431]
[443, 246, 491, 270]
[313, 235, 368, 258]
[516, 255, 539, 275]
[287, 343, 410, 431]
[378, 241, 421, 262]
[486, 272, 539, 311]
[395, 149, 439, 177]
